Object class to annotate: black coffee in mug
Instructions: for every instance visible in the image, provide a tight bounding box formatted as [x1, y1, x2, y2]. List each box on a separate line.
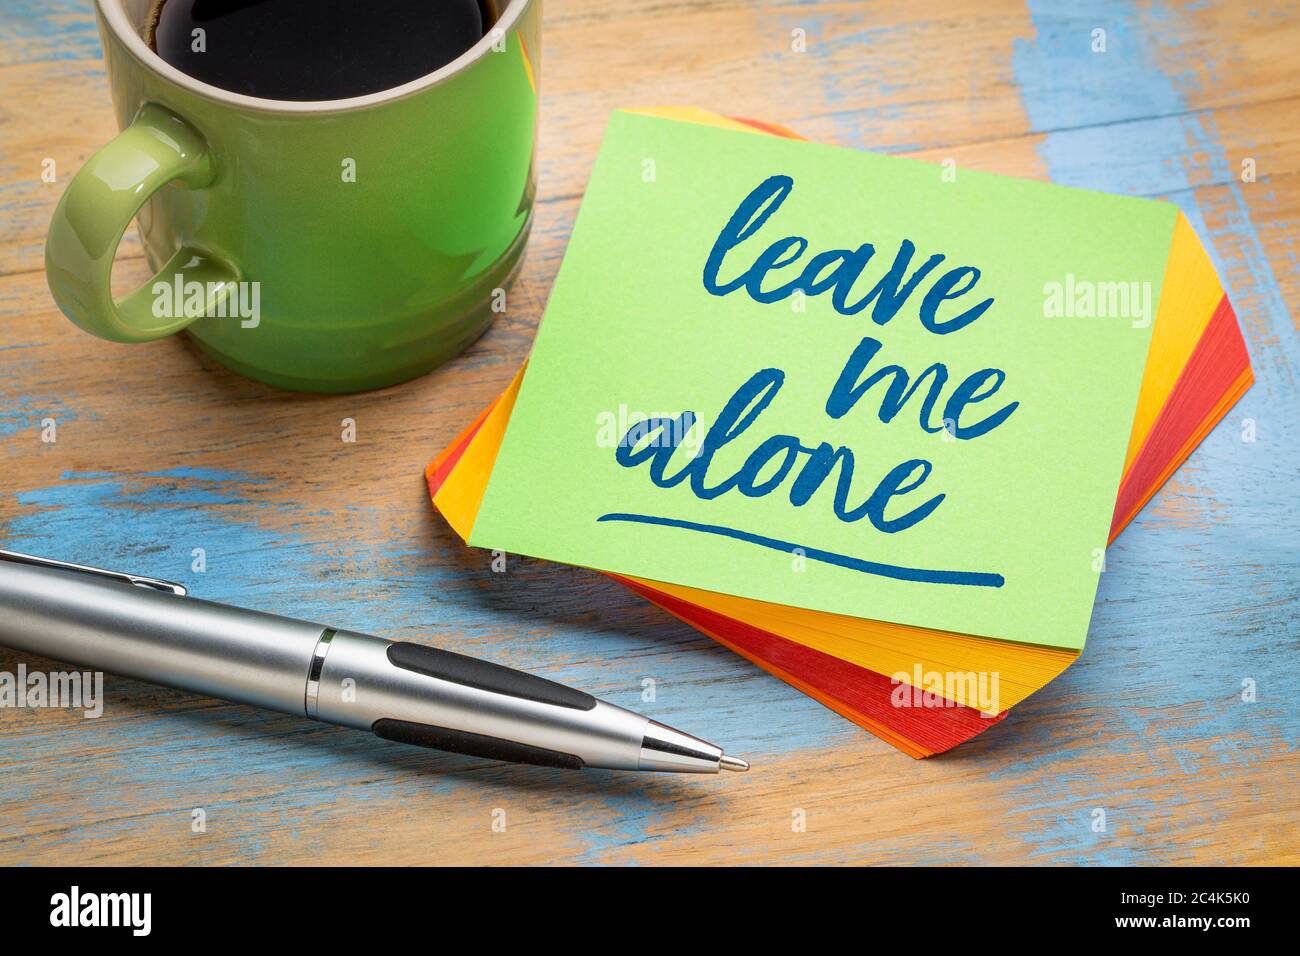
[149, 0, 498, 101]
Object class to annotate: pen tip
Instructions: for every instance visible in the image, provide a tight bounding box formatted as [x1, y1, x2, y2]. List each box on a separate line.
[719, 754, 750, 772]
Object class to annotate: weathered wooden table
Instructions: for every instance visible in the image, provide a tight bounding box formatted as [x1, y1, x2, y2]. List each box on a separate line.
[1, 0, 1296, 865]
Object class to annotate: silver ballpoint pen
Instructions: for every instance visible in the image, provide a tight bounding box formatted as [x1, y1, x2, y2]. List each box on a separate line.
[0, 549, 749, 774]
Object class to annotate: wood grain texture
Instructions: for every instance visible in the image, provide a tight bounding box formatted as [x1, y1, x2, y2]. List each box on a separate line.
[0, 0, 1296, 865]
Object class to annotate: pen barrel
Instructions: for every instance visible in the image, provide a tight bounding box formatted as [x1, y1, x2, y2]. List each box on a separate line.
[0, 557, 732, 773]
[314, 630, 653, 770]
[0, 560, 324, 715]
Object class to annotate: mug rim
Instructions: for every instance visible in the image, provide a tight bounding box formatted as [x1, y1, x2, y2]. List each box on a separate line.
[96, 0, 531, 114]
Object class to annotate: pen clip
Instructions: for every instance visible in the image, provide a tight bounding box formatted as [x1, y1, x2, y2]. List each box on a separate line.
[0, 549, 188, 596]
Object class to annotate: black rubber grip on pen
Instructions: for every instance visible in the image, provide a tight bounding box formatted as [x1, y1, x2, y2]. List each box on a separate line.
[372, 719, 585, 769]
[386, 640, 597, 711]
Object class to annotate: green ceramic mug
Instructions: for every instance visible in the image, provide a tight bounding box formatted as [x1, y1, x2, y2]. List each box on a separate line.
[46, 0, 539, 393]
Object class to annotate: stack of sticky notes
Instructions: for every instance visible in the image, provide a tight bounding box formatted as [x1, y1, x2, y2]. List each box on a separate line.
[426, 107, 1252, 757]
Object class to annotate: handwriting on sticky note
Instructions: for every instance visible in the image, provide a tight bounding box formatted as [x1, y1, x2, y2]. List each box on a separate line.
[469, 110, 1172, 648]
[601, 174, 1017, 587]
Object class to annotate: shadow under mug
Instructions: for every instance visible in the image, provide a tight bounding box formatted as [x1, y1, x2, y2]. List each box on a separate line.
[46, 0, 539, 393]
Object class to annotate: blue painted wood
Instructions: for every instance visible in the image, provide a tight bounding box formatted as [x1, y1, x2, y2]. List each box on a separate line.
[1008, 0, 1298, 857]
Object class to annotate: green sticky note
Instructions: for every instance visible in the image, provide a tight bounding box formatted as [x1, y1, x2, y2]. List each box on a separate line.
[470, 111, 1176, 650]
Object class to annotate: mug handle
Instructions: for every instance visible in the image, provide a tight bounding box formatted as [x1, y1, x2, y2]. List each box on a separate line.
[45, 103, 241, 344]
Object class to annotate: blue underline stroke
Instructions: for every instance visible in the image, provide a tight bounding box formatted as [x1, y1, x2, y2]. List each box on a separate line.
[596, 513, 1005, 588]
